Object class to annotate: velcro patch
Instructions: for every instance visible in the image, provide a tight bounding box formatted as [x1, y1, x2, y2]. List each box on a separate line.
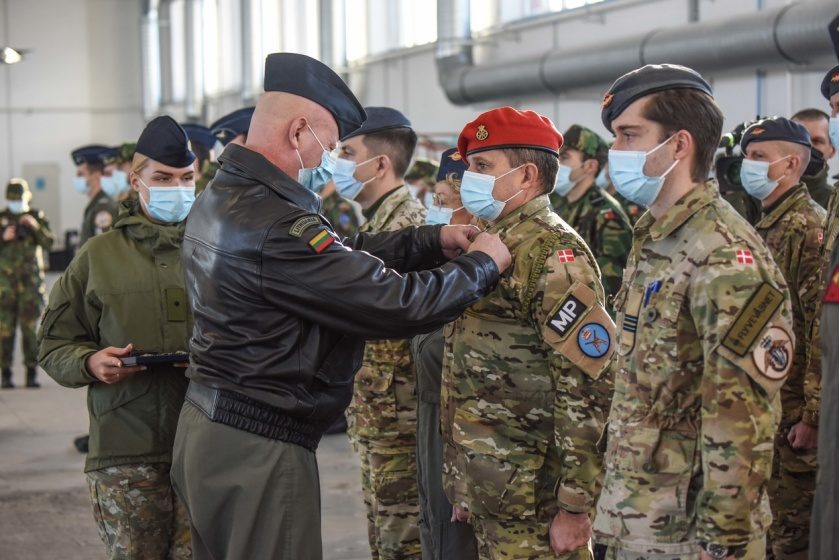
[547, 294, 587, 338]
[824, 265, 839, 303]
[722, 283, 784, 357]
[309, 229, 335, 253]
[752, 326, 792, 380]
[290, 215, 322, 237]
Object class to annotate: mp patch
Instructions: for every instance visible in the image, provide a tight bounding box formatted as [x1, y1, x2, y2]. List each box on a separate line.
[547, 294, 588, 338]
[722, 282, 784, 357]
[577, 322, 611, 358]
[289, 215, 322, 237]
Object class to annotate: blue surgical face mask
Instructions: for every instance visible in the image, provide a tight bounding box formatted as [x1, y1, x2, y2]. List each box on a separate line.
[7, 200, 24, 214]
[297, 125, 336, 194]
[138, 179, 196, 223]
[423, 191, 435, 209]
[608, 134, 679, 207]
[553, 164, 580, 196]
[100, 171, 129, 199]
[830, 117, 839, 153]
[460, 165, 525, 222]
[425, 205, 464, 225]
[739, 155, 790, 201]
[332, 156, 377, 200]
[73, 176, 88, 195]
[407, 184, 419, 199]
[595, 166, 610, 189]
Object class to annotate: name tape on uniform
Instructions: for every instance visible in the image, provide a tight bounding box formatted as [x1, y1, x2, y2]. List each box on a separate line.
[722, 282, 784, 357]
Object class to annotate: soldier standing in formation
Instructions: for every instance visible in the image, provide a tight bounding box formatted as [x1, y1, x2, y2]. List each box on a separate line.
[592, 64, 794, 560]
[336, 106, 426, 560]
[0, 179, 53, 388]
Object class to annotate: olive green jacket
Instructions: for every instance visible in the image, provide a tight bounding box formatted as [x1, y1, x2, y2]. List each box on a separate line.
[802, 162, 833, 211]
[38, 201, 191, 472]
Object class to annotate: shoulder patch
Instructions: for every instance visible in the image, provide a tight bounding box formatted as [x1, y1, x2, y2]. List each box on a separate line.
[94, 210, 113, 230]
[547, 293, 587, 338]
[290, 215, 322, 238]
[308, 229, 335, 253]
[722, 282, 784, 357]
[752, 326, 792, 380]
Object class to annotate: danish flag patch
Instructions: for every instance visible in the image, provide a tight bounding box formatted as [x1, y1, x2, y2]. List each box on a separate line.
[736, 250, 754, 264]
[557, 249, 576, 263]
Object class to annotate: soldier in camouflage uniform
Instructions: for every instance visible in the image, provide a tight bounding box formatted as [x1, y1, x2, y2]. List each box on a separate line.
[336, 107, 425, 560]
[71, 145, 119, 247]
[405, 157, 439, 206]
[100, 144, 138, 203]
[442, 107, 615, 560]
[597, 160, 643, 225]
[593, 65, 795, 560]
[739, 118, 824, 560]
[320, 181, 361, 237]
[0, 179, 53, 388]
[792, 108, 835, 209]
[551, 125, 632, 307]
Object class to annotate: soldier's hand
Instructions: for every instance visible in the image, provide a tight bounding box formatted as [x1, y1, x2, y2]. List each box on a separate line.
[451, 505, 470, 523]
[18, 214, 39, 230]
[2, 225, 15, 241]
[788, 421, 818, 450]
[467, 232, 511, 273]
[549, 509, 591, 555]
[85, 343, 147, 384]
[440, 224, 480, 259]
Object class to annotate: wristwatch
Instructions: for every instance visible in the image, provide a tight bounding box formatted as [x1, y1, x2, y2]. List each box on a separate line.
[701, 542, 731, 559]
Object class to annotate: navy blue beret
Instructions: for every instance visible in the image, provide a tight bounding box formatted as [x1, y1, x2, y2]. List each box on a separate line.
[97, 146, 120, 165]
[181, 123, 217, 151]
[71, 144, 110, 166]
[340, 106, 411, 141]
[741, 117, 812, 151]
[210, 107, 254, 145]
[821, 64, 839, 101]
[264, 52, 366, 140]
[135, 116, 196, 168]
[601, 64, 713, 133]
[436, 148, 468, 182]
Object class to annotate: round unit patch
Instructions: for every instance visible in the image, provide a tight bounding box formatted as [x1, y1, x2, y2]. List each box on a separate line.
[577, 322, 611, 358]
[752, 326, 792, 380]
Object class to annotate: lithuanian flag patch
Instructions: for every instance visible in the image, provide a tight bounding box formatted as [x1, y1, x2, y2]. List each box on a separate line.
[309, 230, 335, 253]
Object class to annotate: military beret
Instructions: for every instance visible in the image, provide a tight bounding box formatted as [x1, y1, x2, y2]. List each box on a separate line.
[821, 64, 839, 100]
[405, 158, 438, 184]
[98, 146, 120, 165]
[135, 116, 196, 168]
[740, 117, 812, 151]
[263, 52, 366, 140]
[5, 178, 28, 200]
[436, 148, 468, 182]
[458, 107, 563, 160]
[181, 123, 217, 151]
[560, 125, 608, 164]
[116, 142, 136, 164]
[210, 107, 255, 146]
[340, 106, 411, 141]
[601, 64, 713, 133]
[71, 144, 110, 166]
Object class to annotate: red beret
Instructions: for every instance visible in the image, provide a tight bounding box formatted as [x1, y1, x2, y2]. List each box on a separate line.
[457, 107, 563, 161]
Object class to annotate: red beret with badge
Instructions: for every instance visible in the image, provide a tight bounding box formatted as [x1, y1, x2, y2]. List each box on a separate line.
[457, 106, 563, 161]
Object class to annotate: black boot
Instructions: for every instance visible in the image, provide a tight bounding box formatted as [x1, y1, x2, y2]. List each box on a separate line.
[25, 367, 40, 388]
[1, 368, 13, 389]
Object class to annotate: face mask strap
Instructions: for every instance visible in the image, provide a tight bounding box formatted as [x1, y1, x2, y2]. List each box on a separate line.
[646, 132, 678, 156]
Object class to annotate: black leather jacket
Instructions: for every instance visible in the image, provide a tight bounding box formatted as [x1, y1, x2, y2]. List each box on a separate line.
[183, 144, 499, 436]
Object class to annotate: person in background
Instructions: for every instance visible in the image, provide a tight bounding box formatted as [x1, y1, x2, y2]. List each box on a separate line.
[181, 123, 219, 193]
[791, 108, 835, 209]
[0, 178, 53, 389]
[39, 116, 197, 560]
[71, 144, 119, 247]
[405, 157, 439, 207]
[209, 107, 255, 148]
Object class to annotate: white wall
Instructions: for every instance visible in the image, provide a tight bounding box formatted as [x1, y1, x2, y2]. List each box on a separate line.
[0, 0, 144, 246]
[347, 0, 838, 170]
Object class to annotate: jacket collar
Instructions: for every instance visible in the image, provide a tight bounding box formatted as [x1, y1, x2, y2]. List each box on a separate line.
[638, 180, 718, 242]
[113, 199, 185, 251]
[756, 183, 809, 229]
[219, 144, 321, 213]
[487, 195, 551, 241]
[361, 185, 412, 232]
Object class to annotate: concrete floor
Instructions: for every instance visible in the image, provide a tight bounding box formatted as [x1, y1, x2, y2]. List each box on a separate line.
[0, 274, 370, 559]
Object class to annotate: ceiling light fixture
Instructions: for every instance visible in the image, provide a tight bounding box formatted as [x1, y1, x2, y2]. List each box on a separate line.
[1, 47, 25, 64]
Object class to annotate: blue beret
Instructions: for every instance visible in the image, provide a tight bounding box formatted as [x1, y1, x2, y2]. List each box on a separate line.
[135, 116, 196, 168]
[340, 106, 411, 141]
[436, 148, 468, 182]
[263, 53, 366, 140]
[181, 123, 217, 151]
[741, 117, 812, 151]
[97, 146, 120, 165]
[210, 107, 254, 146]
[601, 64, 713, 133]
[71, 144, 110, 166]
[822, 64, 839, 101]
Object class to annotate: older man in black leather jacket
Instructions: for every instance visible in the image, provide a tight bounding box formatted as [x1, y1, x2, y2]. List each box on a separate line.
[170, 53, 511, 560]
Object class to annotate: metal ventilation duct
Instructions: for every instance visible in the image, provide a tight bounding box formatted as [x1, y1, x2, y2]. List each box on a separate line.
[436, 0, 838, 105]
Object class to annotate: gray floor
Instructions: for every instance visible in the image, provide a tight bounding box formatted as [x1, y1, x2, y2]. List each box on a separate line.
[0, 275, 369, 560]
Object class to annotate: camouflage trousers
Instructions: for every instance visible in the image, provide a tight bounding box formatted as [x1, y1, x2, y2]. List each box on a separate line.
[86, 463, 191, 560]
[0, 279, 43, 368]
[601, 537, 765, 559]
[767, 427, 817, 560]
[470, 515, 594, 560]
[357, 442, 422, 560]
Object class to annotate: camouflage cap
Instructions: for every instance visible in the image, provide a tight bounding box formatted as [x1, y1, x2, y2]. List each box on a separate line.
[560, 125, 608, 167]
[405, 158, 439, 186]
[6, 178, 29, 200]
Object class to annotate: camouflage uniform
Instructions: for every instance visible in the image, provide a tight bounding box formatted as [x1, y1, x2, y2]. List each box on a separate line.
[441, 195, 615, 559]
[593, 181, 795, 558]
[551, 187, 632, 308]
[802, 161, 833, 210]
[322, 190, 360, 238]
[87, 463, 191, 560]
[346, 184, 426, 560]
[820, 177, 839, 271]
[610, 190, 644, 226]
[79, 190, 118, 247]
[754, 184, 824, 560]
[0, 202, 53, 381]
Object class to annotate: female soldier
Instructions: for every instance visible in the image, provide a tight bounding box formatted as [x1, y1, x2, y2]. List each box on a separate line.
[38, 116, 196, 560]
